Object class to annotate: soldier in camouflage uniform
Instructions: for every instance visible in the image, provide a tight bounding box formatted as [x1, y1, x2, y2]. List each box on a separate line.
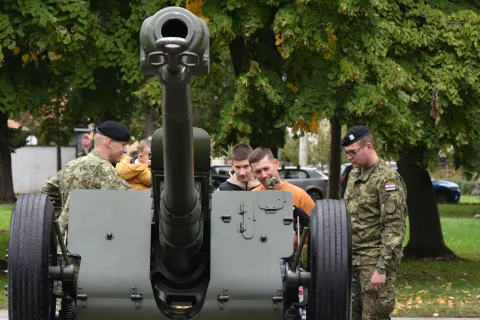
[341, 126, 407, 320]
[42, 120, 132, 313]
[42, 120, 132, 235]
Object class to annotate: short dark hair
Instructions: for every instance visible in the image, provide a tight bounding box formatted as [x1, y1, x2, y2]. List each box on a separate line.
[231, 143, 253, 161]
[248, 147, 275, 165]
[359, 134, 375, 148]
[138, 139, 151, 153]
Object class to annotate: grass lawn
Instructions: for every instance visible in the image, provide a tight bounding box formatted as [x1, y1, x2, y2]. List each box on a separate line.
[396, 216, 480, 317]
[0, 204, 11, 309]
[460, 195, 480, 204]
[394, 261, 480, 317]
[0, 203, 478, 314]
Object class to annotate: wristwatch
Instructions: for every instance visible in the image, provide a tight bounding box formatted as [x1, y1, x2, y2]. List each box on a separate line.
[376, 267, 386, 274]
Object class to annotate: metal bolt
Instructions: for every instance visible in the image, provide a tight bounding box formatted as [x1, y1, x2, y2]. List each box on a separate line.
[106, 233, 113, 240]
[260, 234, 268, 242]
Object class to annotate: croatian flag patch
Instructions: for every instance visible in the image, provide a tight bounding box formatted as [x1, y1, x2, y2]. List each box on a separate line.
[385, 182, 396, 192]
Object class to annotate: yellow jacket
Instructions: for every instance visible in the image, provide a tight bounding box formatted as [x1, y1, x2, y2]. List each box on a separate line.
[116, 156, 151, 190]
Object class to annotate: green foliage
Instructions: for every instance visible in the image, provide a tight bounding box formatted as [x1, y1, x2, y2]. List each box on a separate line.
[6, 127, 28, 152]
[280, 134, 299, 163]
[267, 0, 480, 170]
[1, 0, 479, 169]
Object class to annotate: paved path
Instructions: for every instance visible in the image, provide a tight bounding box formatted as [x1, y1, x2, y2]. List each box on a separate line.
[0, 311, 478, 320]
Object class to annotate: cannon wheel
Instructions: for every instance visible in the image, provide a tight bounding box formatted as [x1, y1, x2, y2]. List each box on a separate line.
[307, 199, 352, 320]
[8, 193, 58, 320]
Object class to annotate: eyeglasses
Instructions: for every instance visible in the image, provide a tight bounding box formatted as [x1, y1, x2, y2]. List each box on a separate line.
[343, 144, 366, 157]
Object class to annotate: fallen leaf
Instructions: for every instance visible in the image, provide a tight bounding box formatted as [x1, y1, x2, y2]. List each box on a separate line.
[417, 290, 428, 294]
[437, 298, 446, 304]
[446, 282, 452, 287]
[433, 313, 439, 317]
[404, 285, 412, 289]
[448, 300, 454, 308]
[448, 296, 455, 300]
[415, 296, 422, 302]
[462, 290, 470, 294]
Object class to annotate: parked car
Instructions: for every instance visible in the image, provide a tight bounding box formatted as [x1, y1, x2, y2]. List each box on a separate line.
[278, 166, 329, 201]
[210, 165, 231, 189]
[340, 163, 353, 198]
[431, 179, 461, 203]
[340, 162, 461, 203]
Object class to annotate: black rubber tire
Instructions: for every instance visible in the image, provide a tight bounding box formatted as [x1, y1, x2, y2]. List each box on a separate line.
[435, 192, 448, 203]
[307, 199, 352, 320]
[8, 193, 57, 320]
[307, 189, 323, 201]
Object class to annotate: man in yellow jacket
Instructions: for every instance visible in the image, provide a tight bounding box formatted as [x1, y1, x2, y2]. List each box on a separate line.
[116, 139, 151, 190]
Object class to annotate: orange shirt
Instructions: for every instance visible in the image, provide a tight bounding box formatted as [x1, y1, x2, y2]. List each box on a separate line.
[253, 181, 314, 247]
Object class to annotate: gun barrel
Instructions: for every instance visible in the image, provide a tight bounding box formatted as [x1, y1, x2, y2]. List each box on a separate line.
[140, 7, 209, 277]
[161, 84, 196, 214]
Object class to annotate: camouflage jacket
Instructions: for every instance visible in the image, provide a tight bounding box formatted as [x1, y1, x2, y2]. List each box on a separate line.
[344, 158, 407, 269]
[42, 150, 130, 234]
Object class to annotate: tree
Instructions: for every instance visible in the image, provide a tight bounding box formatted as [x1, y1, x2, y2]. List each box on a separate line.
[198, 0, 480, 259]
[269, 1, 480, 259]
[0, 0, 157, 201]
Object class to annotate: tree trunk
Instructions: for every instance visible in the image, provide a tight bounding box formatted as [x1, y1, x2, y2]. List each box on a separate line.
[0, 112, 16, 203]
[397, 146, 458, 260]
[145, 109, 156, 138]
[328, 117, 341, 199]
[56, 142, 61, 171]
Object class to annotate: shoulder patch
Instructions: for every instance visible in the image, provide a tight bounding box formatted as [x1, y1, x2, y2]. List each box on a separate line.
[385, 201, 396, 213]
[385, 181, 396, 192]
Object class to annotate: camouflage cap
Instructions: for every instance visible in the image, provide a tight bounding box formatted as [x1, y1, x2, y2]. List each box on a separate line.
[94, 120, 130, 142]
[341, 125, 371, 147]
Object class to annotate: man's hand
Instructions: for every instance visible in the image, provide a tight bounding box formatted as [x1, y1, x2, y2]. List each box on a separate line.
[293, 206, 310, 233]
[370, 270, 386, 291]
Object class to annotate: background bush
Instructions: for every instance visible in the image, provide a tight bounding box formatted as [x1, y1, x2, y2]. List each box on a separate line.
[442, 177, 476, 195]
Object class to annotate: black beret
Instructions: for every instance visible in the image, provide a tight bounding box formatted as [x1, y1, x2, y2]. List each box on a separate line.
[94, 120, 130, 142]
[341, 125, 371, 147]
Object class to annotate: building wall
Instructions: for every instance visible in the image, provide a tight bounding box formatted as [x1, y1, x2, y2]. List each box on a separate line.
[12, 146, 76, 194]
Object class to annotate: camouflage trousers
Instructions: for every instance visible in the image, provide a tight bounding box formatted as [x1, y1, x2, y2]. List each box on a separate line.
[351, 266, 397, 320]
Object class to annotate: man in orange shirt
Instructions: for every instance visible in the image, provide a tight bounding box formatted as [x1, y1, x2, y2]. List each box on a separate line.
[249, 147, 314, 244]
[249, 147, 313, 319]
[116, 139, 152, 190]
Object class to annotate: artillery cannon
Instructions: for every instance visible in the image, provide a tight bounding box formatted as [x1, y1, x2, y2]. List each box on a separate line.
[7, 6, 352, 320]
